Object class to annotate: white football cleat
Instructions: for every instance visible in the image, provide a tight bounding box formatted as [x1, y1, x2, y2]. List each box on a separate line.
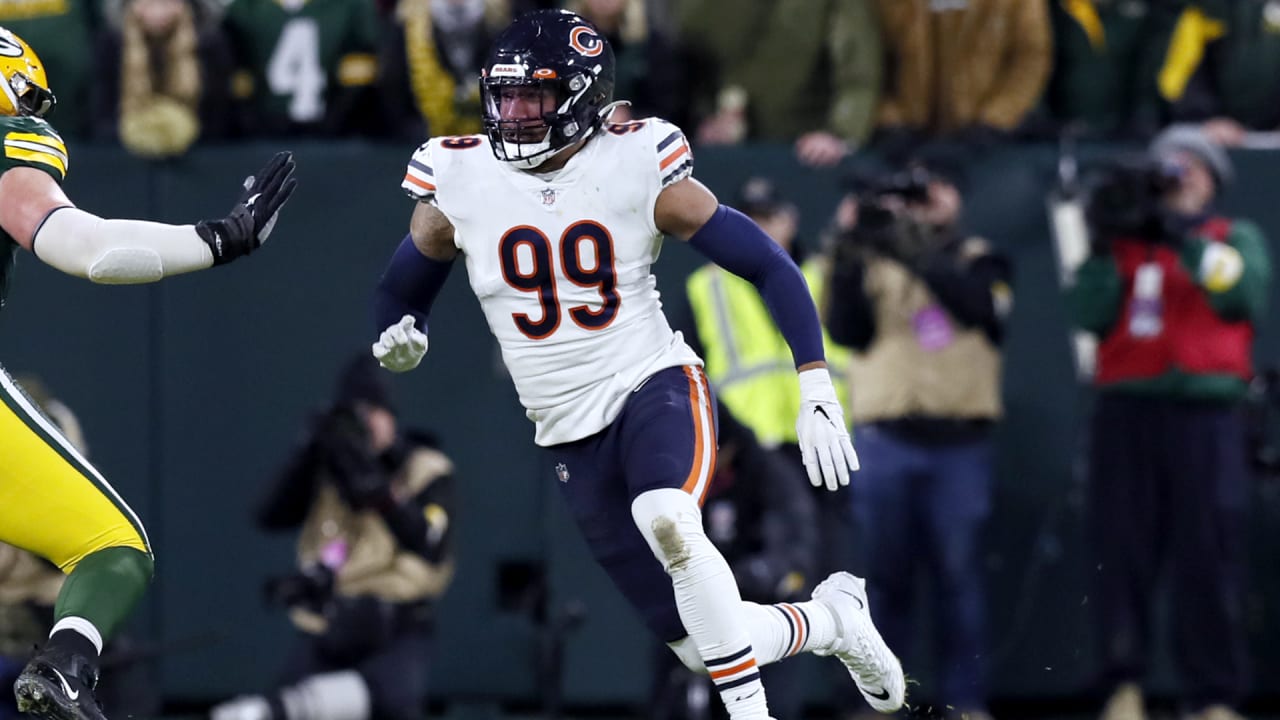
[811, 572, 905, 713]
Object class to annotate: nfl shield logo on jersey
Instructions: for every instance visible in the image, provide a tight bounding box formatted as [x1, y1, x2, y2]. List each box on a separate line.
[541, 188, 557, 206]
[555, 463, 570, 482]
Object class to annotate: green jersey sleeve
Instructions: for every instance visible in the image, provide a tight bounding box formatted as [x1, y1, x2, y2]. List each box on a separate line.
[0, 115, 68, 184]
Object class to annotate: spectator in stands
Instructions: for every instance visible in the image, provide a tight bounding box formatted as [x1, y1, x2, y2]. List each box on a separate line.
[91, 0, 233, 157]
[0, 0, 97, 139]
[676, 0, 881, 167]
[1157, 1, 1280, 147]
[1044, 0, 1175, 140]
[221, 0, 381, 138]
[378, 0, 500, 141]
[874, 0, 1050, 160]
[568, 0, 685, 125]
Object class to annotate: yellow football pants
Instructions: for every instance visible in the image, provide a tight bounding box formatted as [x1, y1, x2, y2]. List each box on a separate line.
[0, 368, 150, 572]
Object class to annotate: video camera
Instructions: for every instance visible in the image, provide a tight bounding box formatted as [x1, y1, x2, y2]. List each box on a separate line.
[1083, 154, 1183, 244]
[846, 165, 933, 206]
[835, 165, 939, 266]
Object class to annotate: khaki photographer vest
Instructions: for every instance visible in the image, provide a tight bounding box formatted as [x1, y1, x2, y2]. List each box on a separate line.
[848, 256, 1002, 423]
[289, 446, 454, 635]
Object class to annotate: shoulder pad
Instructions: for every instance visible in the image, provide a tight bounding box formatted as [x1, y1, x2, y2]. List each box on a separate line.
[649, 118, 693, 189]
[1, 116, 68, 182]
[402, 139, 438, 201]
[401, 135, 487, 201]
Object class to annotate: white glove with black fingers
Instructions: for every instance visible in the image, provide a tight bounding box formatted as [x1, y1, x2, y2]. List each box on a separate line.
[372, 315, 429, 372]
[796, 367, 859, 491]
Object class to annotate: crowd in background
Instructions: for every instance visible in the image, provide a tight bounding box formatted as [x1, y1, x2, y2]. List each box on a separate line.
[8, 0, 1280, 163]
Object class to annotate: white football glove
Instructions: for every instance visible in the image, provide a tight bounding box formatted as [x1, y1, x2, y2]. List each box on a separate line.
[796, 367, 859, 491]
[372, 314, 428, 372]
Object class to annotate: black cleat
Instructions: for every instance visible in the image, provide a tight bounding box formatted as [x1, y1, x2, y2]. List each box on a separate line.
[13, 646, 106, 720]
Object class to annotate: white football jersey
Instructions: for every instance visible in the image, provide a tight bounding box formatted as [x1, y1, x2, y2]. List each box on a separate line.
[401, 119, 702, 446]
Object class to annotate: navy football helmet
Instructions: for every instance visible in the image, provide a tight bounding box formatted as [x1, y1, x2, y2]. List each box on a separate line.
[480, 9, 616, 169]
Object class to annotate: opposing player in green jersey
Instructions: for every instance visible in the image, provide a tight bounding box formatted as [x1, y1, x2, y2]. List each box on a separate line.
[0, 26, 297, 720]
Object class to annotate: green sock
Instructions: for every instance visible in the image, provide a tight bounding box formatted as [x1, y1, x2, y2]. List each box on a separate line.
[53, 547, 154, 642]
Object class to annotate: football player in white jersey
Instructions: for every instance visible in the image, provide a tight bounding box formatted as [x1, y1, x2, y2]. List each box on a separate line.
[372, 9, 904, 719]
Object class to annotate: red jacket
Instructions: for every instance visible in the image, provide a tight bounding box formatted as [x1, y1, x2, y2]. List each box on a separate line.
[1096, 218, 1253, 384]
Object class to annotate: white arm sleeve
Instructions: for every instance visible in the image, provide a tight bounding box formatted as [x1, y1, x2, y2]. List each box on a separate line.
[32, 206, 214, 284]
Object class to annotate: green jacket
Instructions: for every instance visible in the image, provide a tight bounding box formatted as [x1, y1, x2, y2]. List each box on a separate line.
[1048, 0, 1173, 136]
[222, 0, 379, 129]
[1066, 219, 1271, 400]
[1162, 0, 1280, 129]
[677, 0, 881, 143]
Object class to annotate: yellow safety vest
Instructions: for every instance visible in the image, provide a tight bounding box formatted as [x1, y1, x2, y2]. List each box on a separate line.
[686, 257, 852, 446]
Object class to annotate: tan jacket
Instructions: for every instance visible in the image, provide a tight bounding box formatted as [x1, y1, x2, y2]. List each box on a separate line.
[290, 446, 454, 635]
[849, 247, 1003, 422]
[876, 0, 1052, 133]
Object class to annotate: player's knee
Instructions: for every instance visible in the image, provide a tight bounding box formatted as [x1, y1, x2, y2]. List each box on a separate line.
[668, 636, 707, 674]
[122, 546, 155, 584]
[631, 488, 708, 571]
[99, 546, 154, 586]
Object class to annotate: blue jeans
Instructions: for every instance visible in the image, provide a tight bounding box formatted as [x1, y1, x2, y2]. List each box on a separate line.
[851, 423, 993, 712]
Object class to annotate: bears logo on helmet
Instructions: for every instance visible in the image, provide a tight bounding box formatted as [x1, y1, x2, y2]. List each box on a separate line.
[568, 26, 603, 58]
[480, 9, 616, 170]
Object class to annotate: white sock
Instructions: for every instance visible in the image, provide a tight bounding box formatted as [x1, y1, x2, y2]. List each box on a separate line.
[740, 600, 839, 664]
[634, 490, 770, 719]
[49, 616, 104, 655]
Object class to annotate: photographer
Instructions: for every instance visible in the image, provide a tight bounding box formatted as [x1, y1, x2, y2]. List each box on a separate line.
[212, 355, 455, 720]
[1066, 126, 1271, 720]
[825, 161, 1011, 720]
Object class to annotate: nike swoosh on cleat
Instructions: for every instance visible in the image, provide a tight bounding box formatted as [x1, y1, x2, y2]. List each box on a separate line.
[49, 667, 79, 701]
[867, 686, 890, 701]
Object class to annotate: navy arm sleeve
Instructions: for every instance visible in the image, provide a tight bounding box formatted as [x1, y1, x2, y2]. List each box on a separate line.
[687, 206, 825, 367]
[373, 234, 455, 333]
